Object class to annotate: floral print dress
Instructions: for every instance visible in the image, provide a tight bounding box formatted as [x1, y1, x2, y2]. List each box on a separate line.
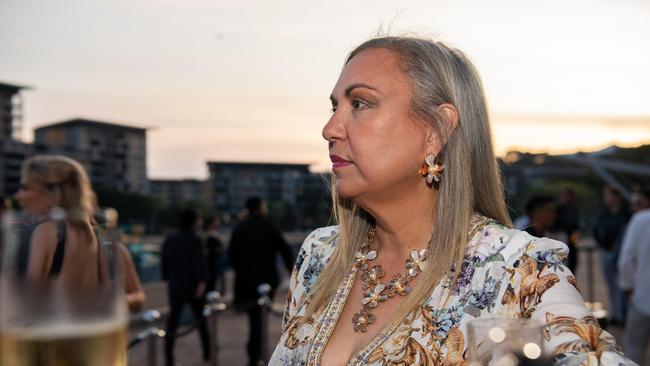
[269, 215, 634, 365]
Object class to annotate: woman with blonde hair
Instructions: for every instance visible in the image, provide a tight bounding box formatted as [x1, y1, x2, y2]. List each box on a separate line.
[15, 154, 102, 288]
[270, 36, 631, 365]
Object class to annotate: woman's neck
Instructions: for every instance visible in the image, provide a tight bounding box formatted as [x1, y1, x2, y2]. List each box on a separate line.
[362, 188, 437, 259]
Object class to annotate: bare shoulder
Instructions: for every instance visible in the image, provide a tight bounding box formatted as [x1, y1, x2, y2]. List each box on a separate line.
[31, 221, 59, 249]
[26, 221, 60, 279]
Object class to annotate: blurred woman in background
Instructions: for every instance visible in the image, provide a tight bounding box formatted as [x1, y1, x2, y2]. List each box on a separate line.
[103, 207, 146, 312]
[15, 155, 102, 288]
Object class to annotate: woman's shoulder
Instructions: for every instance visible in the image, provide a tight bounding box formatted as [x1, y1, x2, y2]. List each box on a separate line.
[444, 218, 574, 319]
[289, 226, 340, 295]
[31, 220, 60, 246]
[33, 219, 58, 232]
[306, 225, 340, 241]
[467, 218, 569, 266]
[297, 225, 340, 258]
[295, 226, 339, 264]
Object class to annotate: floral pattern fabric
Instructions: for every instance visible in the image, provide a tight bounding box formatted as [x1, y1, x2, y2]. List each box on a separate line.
[270, 216, 634, 365]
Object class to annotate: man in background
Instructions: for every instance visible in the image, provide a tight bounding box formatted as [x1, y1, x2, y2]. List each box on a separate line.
[523, 194, 556, 238]
[555, 188, 581, 272]
[202, 215, 225, 293]
[161, 208, 211, 366]
[594, 186, 629, 326]
[229, 197, 293, 366]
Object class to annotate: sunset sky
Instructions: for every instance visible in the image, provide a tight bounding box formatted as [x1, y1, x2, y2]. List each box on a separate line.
[1, 0, 649, 178]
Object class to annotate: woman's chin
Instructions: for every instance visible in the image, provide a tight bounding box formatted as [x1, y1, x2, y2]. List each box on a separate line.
[335, 182, 362, 201]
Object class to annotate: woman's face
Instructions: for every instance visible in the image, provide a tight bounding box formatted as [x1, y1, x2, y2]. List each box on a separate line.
[15, 179, 51, 216]
[322, 48, 435, 201]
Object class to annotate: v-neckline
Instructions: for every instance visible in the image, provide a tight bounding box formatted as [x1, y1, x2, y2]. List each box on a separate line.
[306, 263, 404, 366]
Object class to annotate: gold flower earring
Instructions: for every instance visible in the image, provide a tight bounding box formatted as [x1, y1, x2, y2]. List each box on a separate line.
[419, 153, 444, 185]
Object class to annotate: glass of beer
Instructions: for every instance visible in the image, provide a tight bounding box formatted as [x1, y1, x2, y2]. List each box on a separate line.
[0, 209, 128, 366]
[467, 318, 548, 366]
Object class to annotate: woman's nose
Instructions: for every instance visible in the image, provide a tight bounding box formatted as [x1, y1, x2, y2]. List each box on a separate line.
[322, 112, 346, 143]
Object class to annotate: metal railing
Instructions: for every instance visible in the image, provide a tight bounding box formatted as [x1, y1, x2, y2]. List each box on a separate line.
[128, 309, 166, 366]
[127, 283, 273, 366]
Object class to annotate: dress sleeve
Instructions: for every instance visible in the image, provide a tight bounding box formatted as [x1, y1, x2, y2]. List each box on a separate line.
[281, 226, 341, 330]
[281, 228, 316, 331]
[499, 237, 634, 365]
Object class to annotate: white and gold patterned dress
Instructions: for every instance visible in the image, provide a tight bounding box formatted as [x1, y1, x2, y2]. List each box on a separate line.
[269, 216, 634, 365]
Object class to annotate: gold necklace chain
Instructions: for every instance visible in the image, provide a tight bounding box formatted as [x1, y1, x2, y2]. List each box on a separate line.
[351, 227, 429, 333]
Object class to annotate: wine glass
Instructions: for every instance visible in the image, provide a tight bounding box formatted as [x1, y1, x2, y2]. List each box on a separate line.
[467, 317, 548, 366]
[0, 208, 129, 366]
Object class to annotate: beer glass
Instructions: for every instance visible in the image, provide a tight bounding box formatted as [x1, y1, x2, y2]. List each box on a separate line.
[467, 318, 548, 366]
[0, 209, 128, 366]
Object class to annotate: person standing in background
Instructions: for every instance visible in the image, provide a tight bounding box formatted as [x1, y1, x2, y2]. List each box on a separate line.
[161, 208, 211, 366]
[555, 188, 581, 272]
[593, 186, 629, 325]
[102, 207, 146, 312]
[116, 240, 146, 312]
[202, 215, 225, 293]
[618, 193, 650, 364]
[523, 194, 556, 238]
[229, 197, 293, 366]
[629, 186, 650, 214]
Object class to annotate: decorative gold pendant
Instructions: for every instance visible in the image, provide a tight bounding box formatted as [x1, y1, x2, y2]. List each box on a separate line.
[352, 311, 376, 333]
[351, 230, 429, 333]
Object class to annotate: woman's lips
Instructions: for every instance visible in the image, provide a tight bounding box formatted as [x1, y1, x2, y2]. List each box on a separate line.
[330, 154, 352, 169]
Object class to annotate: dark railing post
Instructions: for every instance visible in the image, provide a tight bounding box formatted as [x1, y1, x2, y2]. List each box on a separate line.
[141, 310, 164, 366]
[204, 291, 226, 366]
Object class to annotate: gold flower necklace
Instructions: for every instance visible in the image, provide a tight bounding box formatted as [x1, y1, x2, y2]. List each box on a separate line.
[351, 227, 429, 333]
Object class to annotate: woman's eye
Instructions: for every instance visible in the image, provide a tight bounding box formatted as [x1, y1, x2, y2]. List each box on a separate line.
[330, 105, 337, 113]
[351, 99, 369, 110]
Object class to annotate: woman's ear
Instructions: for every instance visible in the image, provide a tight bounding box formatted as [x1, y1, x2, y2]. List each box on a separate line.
[438, 103, 459, 139]
[423, 103, 459, 150]
[424, 126, 440, 151]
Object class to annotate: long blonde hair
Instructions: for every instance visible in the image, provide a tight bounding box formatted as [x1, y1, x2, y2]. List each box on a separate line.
[22, 154, 98, 242]
[303, 36, 512, 330]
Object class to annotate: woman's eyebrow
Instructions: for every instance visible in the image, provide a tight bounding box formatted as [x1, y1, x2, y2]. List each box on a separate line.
[344, 83, 377, 96]
[330, 82, 378, 104]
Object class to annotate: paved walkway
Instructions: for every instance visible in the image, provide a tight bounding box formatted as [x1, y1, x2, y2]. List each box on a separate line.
[126, 237, 647, 366]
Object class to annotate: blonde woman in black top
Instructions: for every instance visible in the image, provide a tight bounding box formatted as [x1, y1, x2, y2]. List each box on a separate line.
[16, 154, 101, 288]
